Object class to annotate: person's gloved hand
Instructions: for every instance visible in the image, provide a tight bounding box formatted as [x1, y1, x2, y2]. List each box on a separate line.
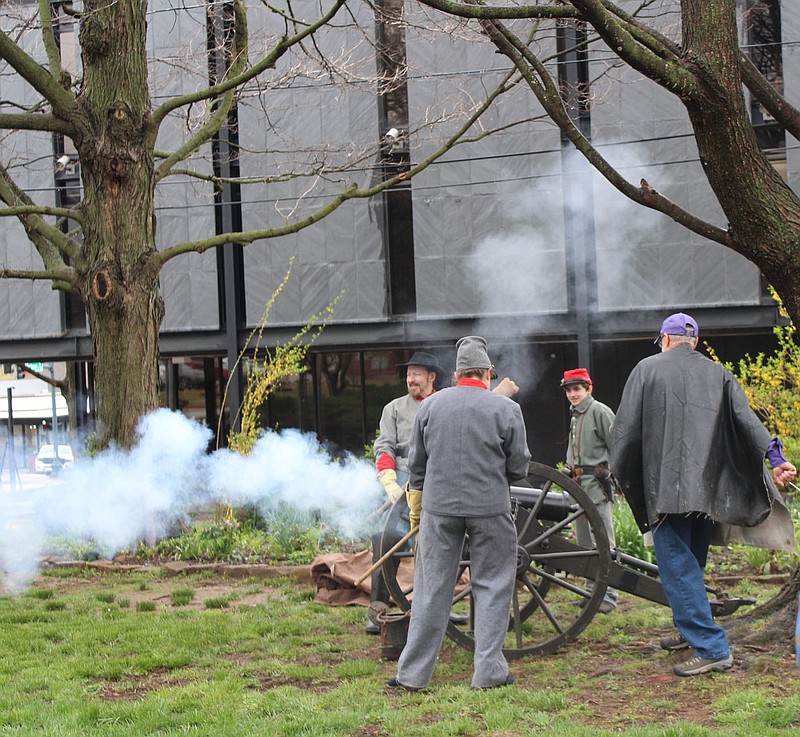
[378, 469, 406, 503]
[406, 487, 422, 530]
[492, 377, 519, 397]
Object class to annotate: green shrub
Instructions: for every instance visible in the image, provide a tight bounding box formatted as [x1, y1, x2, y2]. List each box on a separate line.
[613, 502, 655, 564]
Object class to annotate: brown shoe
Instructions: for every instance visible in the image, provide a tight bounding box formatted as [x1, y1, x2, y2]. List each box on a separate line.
[659, 632, 689, 651]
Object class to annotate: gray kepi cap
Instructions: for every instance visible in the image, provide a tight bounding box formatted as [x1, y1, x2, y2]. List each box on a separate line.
[455, 335, 493, 372]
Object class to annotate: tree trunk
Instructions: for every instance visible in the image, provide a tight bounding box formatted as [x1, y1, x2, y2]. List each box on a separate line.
[75, 0, 162, 448]
[727, 566, 800, 651]
[682, 0, 800, 325]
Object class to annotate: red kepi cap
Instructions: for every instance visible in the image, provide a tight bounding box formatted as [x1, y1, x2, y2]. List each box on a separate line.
[560, 368, 592, 387]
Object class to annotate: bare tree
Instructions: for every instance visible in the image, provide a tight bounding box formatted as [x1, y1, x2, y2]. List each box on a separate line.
[412, 0, 800, 645]
[413, 0, 800, 320]
[0, 0, 513, 448]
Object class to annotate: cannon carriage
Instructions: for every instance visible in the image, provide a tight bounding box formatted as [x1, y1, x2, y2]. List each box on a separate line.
[376, 462, 753, 659]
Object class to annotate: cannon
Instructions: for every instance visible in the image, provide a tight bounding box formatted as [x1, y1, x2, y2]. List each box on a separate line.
[377, 462, 755, 659]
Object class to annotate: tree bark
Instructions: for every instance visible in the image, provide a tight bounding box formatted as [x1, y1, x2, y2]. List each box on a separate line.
[74, 0, 162, 448]
[681, 0, 800, 324]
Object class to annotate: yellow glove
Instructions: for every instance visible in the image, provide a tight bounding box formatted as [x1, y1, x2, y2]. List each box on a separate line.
[406, 487, 422, 530]
[378, 469, 405, 503]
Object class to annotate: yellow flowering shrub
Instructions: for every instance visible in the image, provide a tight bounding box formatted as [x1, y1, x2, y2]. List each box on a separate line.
[706, 291, 800, 461]
[222, 259, 342, 455]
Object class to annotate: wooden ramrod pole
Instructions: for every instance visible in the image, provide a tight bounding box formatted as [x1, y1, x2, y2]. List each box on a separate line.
[354, 525, 419, 587]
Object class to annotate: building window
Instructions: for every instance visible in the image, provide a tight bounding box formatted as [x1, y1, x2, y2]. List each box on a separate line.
[375, 0, 416, 316]
[745, 1, 785, 161]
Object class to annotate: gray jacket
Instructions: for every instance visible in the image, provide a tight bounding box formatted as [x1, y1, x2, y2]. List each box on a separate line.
[373, 393, 425, 474]
[408, 384, 531, 517]
[566, 394, 615, 504]
[610, 344, 775, 531]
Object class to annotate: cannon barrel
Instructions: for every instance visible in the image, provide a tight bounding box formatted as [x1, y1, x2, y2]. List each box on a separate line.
[510, 485, 577, 521]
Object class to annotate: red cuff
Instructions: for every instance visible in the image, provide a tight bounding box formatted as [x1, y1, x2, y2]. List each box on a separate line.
[376, 453, 396, 472]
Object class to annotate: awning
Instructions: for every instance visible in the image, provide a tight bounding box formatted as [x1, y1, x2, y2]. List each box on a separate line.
[0, 379, 68, 421]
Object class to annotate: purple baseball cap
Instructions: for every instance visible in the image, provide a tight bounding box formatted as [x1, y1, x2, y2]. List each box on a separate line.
[654, 312, 699, 343]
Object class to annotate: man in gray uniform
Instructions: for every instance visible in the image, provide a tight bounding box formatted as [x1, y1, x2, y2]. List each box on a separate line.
[388, 336, 531, 691]
[368, 351, 441, 633]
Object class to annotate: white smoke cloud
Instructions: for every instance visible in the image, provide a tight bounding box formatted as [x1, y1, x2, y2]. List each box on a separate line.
[0, 409, 381, 592]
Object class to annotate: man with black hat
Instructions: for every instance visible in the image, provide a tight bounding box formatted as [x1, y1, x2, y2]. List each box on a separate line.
[388, 336, 530, 691]
[611, 312, 797, 677]
[368, 351, 441, 633]
[561, 367, 618, 613]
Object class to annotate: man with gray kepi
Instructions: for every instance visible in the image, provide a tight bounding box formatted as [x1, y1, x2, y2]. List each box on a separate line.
[368, 351, 520, 634]
[387, 336, 531, 691]
[611, 312, 797, 677]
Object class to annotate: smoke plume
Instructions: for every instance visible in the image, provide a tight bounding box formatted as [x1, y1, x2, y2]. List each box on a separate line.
[0, 409, 381, 592]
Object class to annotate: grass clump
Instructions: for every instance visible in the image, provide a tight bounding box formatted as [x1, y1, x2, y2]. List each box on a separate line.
[170, 588, 195, 606]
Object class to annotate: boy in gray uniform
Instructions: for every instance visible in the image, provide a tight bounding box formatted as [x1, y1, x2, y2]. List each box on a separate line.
[561, 368, 618, 613]
[388, 336, 530, 691]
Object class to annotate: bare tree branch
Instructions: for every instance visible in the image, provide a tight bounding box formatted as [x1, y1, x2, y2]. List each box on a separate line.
[0, 163, 84, 269]
[412, 0, 578, 20]
[568, 0, 698, 98]
[0, 266, 77, 289]
[479, 17, 731, 246]
[0, 204, 82, 221]
[0, 28, 76, 120]
[154, 0, 250, 181]
[0, 111, 73, 133]
[156, 69, 516, 264]
[150, 0, 347, 130]
[740, 52, 800, 143]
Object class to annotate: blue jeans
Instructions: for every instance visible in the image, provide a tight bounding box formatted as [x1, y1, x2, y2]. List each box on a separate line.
[652, 514, 729, 660]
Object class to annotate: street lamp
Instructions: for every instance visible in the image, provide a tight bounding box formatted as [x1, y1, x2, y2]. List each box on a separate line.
[47, 363, 62, 473]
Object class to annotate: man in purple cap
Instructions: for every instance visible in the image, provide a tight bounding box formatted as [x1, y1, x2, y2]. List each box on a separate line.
[611, 312, 797, 676]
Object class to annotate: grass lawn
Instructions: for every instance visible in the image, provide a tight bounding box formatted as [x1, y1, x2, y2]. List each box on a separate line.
[0, 565, 798, 736]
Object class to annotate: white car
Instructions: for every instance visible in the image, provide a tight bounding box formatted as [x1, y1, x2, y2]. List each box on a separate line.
[34, 444, 74, 473]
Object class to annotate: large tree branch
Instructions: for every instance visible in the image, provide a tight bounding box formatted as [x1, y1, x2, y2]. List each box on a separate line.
[0, 28, 76, 120]
[0, 266, 78, 290]
[601, 2, 800, 142]
[156, 70, 516, 265]
[154, 0, 250, 180]
[480, 17, 731, 246]
[568, 0, 698, 98]
[38, 0, 63, 82]
[739, 53, 800, 144]
[150, 0, 346, 130]
[0, 164, 85, 269]
[0, 111, 73, 134]
[414, 0, 578, 19]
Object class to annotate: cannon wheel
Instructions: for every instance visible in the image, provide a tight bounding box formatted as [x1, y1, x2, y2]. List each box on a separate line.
[379, 461, 612, 659]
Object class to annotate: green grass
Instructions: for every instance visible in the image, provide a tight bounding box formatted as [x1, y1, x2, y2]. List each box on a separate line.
[0, 568, 796, 736]
[170, 588, 195, 607]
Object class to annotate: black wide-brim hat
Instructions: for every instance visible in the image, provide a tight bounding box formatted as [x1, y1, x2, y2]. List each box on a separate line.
[397, 351, 441, 374]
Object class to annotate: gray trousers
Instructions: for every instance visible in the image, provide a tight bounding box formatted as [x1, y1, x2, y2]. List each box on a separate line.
[575, 498, 618, 605]
[396, 511, 517, 689]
